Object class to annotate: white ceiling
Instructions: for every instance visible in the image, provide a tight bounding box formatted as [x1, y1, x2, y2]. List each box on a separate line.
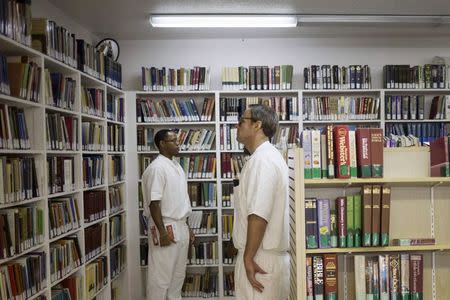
[48, 0, 450, 40]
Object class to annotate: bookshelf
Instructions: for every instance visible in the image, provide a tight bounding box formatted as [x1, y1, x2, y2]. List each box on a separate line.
[290, 147, 450, 300]
[127, 85, 450, 299]
[0, 32, 127, 300]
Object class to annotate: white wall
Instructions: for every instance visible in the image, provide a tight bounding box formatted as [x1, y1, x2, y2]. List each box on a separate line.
[119, 36, 450, 90]
[32, 0, 99, 43]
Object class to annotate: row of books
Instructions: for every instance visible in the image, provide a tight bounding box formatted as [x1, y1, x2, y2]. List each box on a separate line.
[273, 125, 299, 149]
[0, 252, 47, 300]
[31, 18, 122, 88]
[188, 211, 217, 235]
[302, 96, 380, 121]
[222, 215, 234, 240]
[221, 153, 247, 179]
[110, 214, 124, 245]
[32, 19, 77, 69]
[81, 88, 104, 117]
[0, 206, 44, 259]
[110, 245, 126, 279]
[223, 271, 235, 296]
[302, 126, 384, 179]
[0, 0, 32, 46]
[84, 223, 107, 262]
[85, 256, 108, 299]
[182, 269, 218, 298]
[383, 64, 448, 89]
[0, 104, 30, 150]
[384, 134, 422, 148]
[0, 54, 10, 95]
[49, 197, 81, 239]
[46, 113, 79, 151]
[304, 65, 372, 90]
[305, 185, 391, 249]
[109, 185, 124, 214]
[221, 65, 294, 91]
[136, 97, 215, 123]
[82, 155, 104, 188]
[141, 66, 211, 91]
[221, 182, 235, 208]
[188, 241, 219, 265]
[83, 190, 106, 224]
[107, 124, 124, 152]
[222, 241, 236, 265]
[306, 253, 423, 300]
[81, 122, 104, 151]
[47, 156, 74, 194]
[50, 237, 82, 283]
[219, 124, 242, 151]
[188, 182, 217, 208]
[4, 56, 41, 102]
[174, 154, 217, 179]
[45, 71, 76, 110]
[0, 156, 40, 203]
[106, 94, 125, 122]
[430, 135, 450, 177]
[219, 96, 299, 122]
[51, 274, 83, 300]
[385, 94, 450, 120]
[176, 128, 216, 151]
[108, 155, 125, 183]
[385, 122, 447, 145]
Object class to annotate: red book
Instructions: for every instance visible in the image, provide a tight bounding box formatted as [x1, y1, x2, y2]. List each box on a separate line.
[356, 128, 372, 178]
[324, 254, 338, 299]
[333, 125, 350, 178]
[430, 136, 449, 166]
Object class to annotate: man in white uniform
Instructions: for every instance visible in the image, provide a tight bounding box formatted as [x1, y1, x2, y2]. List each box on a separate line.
[142, 129, 193, 300]
[233, 104, 290, 300]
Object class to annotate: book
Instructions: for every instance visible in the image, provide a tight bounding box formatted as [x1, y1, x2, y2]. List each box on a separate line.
[333, 125, 350, 178]
[371, 185, 382, 246]
[323, 254, 338, 300]
[317, 199, 331, 248]
[380, 186, 391, 246]
[370, 128, 384, 177]
[362, 185, 373, 247]
[410, 254, 423, 300]
[391, 238, 436, 246]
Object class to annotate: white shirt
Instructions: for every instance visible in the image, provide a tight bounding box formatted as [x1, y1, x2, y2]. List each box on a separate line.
[233, 141, 289, 252]
[142, 155, 191, 221]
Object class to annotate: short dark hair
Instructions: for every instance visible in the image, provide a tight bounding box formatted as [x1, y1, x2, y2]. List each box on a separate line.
[249, 104, 279, 138]
[154, 129, 172, 150]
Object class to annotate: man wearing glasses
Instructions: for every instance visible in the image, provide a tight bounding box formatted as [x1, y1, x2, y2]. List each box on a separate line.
[233, 105, 290, 299]
[142, 129, 193, 300]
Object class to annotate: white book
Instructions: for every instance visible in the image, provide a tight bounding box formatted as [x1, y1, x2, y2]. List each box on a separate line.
[354, 255, 366, 300]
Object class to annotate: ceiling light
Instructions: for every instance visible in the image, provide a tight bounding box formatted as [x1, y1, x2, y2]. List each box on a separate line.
[299, 15, 450, 25]
[149, 15, 298, 28]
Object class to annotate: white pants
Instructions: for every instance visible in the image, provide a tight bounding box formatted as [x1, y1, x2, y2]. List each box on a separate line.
[235, 249, 290, 300]
[147, 220, 189, 300]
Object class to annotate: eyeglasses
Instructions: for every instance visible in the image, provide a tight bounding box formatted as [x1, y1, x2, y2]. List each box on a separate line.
[163, 138, 178, 144]
[238, 117, 254, 125]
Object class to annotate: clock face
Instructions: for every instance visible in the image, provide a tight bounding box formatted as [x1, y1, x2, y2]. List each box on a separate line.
[96, 38, 120, 62]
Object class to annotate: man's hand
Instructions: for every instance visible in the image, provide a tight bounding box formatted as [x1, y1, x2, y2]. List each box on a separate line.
[244, 257, 267, 293]
[189, 228, 195, 244]
[159, 232, 175, 247]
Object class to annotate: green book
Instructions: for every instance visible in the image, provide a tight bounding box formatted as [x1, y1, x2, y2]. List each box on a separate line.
[353, 194, 362, 247]
[346, 195, 354, 247]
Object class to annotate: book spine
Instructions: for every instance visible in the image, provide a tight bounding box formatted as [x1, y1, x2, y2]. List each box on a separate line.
[333, 125, 350, 178]
[353, 194, 362, 247]
[380, 186, 391, 246]
[370, 128, 384, 178]
[324, 254, 338, 300]
[313, 255, 324, 299]
[371, 185, 381, 246]
[356, 128, 372, 178]
[362, 185, 372, 247]
[336, 197, 347, 248]
[346, 195, 354, 248]
[305, 198, 318, 249]
[410, 254, 423, 300]
[317, 199, 331, 248]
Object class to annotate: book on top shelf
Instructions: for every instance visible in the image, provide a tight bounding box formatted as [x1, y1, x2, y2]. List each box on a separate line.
[303, 64, 371, 90]
[221, 65, 293, 90]
[141, 66, 210, 91]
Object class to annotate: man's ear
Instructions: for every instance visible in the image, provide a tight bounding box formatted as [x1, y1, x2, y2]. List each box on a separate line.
[254, 120, 262, 130]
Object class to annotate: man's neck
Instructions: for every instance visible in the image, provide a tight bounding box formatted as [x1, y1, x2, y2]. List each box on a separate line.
[160, 152, 173, 160]
[246, 136, 269, 154]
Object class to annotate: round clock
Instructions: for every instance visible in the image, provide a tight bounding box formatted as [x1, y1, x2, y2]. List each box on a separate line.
[96, 38, 120, 62]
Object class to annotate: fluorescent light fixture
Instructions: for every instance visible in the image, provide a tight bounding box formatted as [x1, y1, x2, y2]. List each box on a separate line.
[299, 15, 450, 25]
[149, 15, 298, 28]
